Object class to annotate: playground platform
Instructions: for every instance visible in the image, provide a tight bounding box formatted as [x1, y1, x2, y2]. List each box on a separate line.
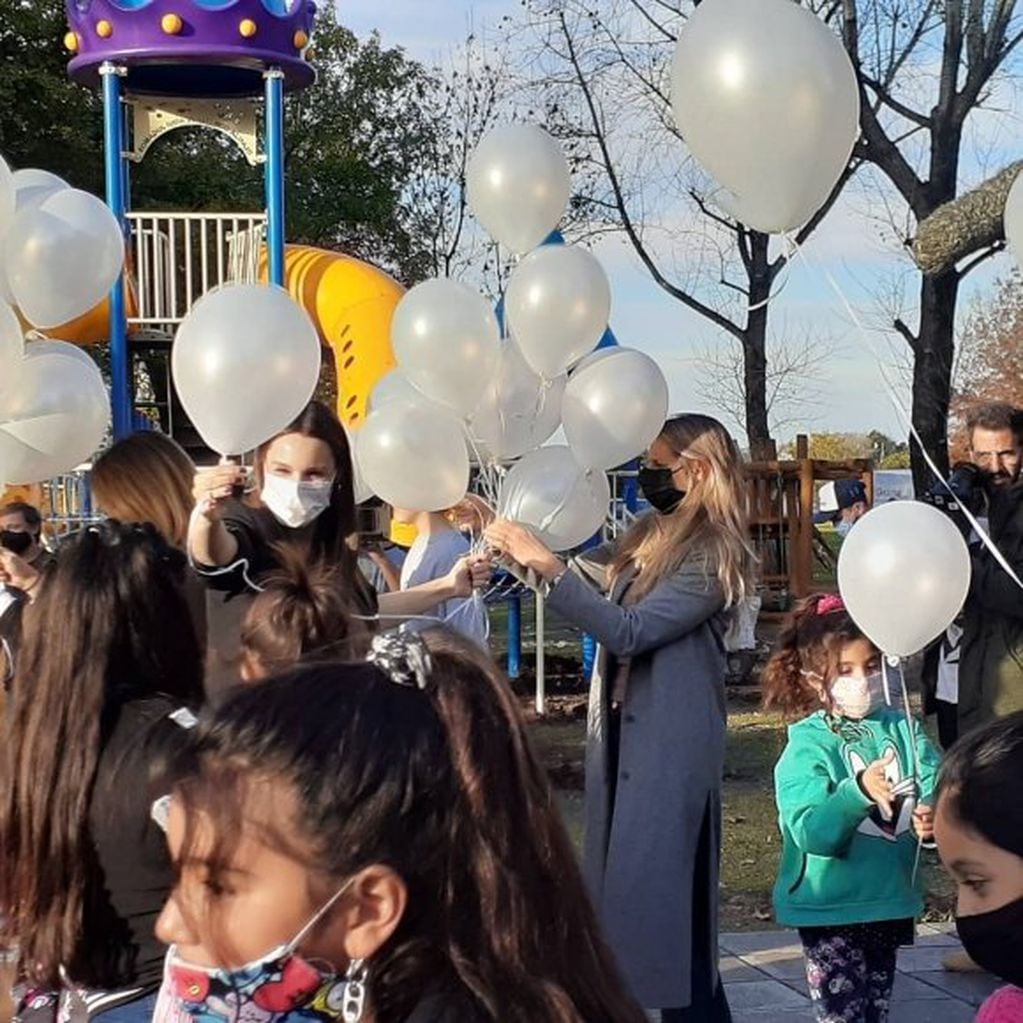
[721, 924, 1000, 1021]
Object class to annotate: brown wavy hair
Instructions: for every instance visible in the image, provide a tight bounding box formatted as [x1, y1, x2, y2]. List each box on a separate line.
[241, 543, 370, 674]
[0, 522, 203, 986]
[612, 413, 756, 604]
[167, 632, 646, 1023]
[91, 432, 195, 549]
[761, 596, 867, 720]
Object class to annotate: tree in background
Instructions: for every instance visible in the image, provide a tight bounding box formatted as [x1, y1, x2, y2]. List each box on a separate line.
[0, 1, 451, 283]
[519, 0, 851, 457]
[953, 270, 1023, 424]
[839, 0, 1023, 490]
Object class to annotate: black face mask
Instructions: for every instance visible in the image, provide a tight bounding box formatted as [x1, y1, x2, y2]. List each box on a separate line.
[0, 530, 33, 556]
[638, 466, 685, 515]
[956, 895, 1023, 986]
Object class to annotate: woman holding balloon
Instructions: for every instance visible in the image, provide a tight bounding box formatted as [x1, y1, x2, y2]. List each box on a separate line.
[190, 400, 489, 697]
[486, 413, 754, 1021]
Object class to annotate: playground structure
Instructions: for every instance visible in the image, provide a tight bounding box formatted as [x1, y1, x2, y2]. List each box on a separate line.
[56, 0, 402, 449]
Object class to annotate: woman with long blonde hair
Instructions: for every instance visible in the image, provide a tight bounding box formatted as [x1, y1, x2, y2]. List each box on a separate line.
[486, 413, 755, 1022]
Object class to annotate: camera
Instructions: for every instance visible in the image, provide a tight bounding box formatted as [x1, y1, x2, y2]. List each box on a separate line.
[356, 501, 391, 545]
[921, 462, 983, 536]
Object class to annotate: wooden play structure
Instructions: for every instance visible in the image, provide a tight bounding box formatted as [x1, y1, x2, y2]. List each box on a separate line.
[745, 435, 873, 611]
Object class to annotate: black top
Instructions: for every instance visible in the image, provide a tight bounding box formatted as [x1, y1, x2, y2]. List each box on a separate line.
[78, 696, 193, 993]
[194, 501, 376, 699]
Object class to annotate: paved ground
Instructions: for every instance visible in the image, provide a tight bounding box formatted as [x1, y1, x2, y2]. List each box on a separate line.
[722, 925, 1001, 1021]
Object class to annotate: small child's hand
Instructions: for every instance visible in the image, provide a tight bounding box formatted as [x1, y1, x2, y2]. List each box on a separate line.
[858, 748, 896, 820]
[913, 804, 934, 842]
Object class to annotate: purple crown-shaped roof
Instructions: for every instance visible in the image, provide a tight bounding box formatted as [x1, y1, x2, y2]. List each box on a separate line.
[66, 0, 316, 97]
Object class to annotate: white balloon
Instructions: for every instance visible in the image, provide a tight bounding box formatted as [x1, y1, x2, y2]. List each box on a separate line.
[1004, 171, 1023, 268]
[6, 188, 124, 328]
[172, 284, 322, 457]
[356, 402, 469, 512]
[670, 0, 859, 233]
[505, 245, 611, 379]
[499, 445, 609, 551]
[391, 279, 500, 416]
[23, 338, 104, 377]
[837, 502, 971, 658]
[0, 301, 24, 409]
[343, 425, 374, 504]
[0, 351, 110, 483]
[367, 369, 426, 412]
[467, 124, 571, 255]
[469, 342, 566, 462]
[563, 348, 669, 470]
[10, 169, 69, 214]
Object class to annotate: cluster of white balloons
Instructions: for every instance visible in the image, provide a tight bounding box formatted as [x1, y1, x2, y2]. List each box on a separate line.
[670, 0, 860, 234]
[355, 124, 669, 549]
[0, 157, 121, 485]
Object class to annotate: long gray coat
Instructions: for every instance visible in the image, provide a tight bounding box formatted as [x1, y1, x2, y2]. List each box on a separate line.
[546, 550, 728, 1010]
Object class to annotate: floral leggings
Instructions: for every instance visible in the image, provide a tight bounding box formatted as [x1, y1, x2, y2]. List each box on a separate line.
[798, 920, 912, 1023]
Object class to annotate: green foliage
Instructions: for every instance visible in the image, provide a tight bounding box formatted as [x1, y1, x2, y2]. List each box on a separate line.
[0, 1, 442, 281]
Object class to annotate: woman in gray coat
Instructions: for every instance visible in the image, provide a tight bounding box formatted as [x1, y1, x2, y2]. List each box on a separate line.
[486, 414, 755, 1022]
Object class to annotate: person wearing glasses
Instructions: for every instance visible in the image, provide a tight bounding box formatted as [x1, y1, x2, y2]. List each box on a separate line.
[486, 414, 755, 1022]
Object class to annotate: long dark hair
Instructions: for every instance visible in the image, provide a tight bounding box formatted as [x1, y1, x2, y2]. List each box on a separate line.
[0, 521, 203, 984]
[937, 710, 1023, 859]
[761, 595, 868, 719]
[254, 400, 373, 612]
[170, 632, 645, 1023]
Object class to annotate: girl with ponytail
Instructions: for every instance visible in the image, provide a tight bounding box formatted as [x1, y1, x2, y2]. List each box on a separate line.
[763, 595, 941, 1023]
[153, 631, 645, 1023]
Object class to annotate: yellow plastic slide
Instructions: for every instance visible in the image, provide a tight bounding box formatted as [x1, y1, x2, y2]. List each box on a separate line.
[267, 245, 403, 428]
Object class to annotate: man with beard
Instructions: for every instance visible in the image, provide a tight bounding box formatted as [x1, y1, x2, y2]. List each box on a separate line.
[958, 403, 1023, 734]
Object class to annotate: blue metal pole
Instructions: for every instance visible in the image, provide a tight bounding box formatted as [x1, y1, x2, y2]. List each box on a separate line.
[264, 68, 286, 287]
[507, 593, 521, 680]
[100, 62, 131, 439]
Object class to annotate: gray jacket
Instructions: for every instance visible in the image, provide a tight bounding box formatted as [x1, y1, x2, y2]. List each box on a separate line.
[546, 550, 728, 1010]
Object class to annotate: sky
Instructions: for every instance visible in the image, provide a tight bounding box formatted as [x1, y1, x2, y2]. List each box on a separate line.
[339, 0, 1019, 443]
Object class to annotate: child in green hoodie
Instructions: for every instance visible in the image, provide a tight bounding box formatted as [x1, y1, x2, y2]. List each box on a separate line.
[762, 594, 941, 1023]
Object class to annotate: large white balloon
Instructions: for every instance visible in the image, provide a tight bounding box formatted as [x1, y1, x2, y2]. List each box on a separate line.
[505, 245, 611, 379]
[1004, 171, 1023, 267]
[467, 124, 571, 255]
[670, 0, 859, 233]
[563, 348, 669, 470]
[837, 502, 971, 658]
[499, 445, 609, 552]
[469, 342, 566, 462]
[391, 279, 500, 416]
[10, 169, 68, 214]
[172, 284, 321, 456]
[0, 350, 109, 483]
[356, 402, 469, 512]
[367, 369, 426, 413]
[5, 188, 124, 328]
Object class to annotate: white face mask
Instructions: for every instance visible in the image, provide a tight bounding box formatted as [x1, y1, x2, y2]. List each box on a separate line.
[262, 474, 334, 529]
[829, 672, 886, 720]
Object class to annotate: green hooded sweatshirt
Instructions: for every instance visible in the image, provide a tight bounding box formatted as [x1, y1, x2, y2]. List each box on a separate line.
[772, 708, 941, 928]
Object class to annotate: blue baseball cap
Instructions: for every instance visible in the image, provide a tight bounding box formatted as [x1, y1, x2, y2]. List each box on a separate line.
[814, 479, 868, 524]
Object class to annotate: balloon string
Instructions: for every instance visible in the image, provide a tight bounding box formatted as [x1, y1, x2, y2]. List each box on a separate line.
[787, 235, 1023, 592]
[537, 466, 582, 534]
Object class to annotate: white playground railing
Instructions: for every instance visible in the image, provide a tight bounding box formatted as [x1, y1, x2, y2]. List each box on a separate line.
[127, 211, 267, 332]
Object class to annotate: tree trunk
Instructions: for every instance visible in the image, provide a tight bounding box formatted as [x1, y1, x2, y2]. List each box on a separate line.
[744, 232, 774, 459]
[910, 269, 959, 493]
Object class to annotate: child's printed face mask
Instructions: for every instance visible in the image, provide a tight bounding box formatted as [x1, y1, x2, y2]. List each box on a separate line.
[828, 672, 887, 720]
[156, 879, 364, 1023]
